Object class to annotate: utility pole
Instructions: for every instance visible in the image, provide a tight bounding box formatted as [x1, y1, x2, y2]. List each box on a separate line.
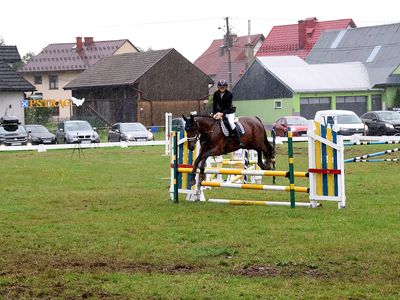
[225, 17, 233, 90]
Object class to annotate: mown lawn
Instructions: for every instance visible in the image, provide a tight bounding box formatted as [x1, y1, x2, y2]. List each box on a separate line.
[0, 144, 399, 299]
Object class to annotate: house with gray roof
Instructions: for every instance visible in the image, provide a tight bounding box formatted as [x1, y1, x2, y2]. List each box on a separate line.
[233, 56, 383, 123]
[64, 48, 211, 126]
[306, 22, 400, 111]
[20, 37, 138, 120]
[0, 46, 35, 123]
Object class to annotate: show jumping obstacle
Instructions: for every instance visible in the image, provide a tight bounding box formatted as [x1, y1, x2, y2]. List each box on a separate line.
[344, 140, 400, 163]
[170, 120, 346, 209]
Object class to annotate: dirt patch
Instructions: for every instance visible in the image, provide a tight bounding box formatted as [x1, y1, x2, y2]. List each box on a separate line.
[235, 262, 326, 278]
[50, 259, 198, 275]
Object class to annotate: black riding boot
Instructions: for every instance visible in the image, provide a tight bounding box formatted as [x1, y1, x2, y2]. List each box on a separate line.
[234, 127, 245, 148]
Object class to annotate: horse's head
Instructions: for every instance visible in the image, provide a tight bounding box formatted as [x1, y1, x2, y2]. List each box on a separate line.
[182, 114, 198, 151]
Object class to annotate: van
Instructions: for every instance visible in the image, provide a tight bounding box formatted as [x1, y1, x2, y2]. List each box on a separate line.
[0, 116, 28, 146]
[314, 110, 366, 136]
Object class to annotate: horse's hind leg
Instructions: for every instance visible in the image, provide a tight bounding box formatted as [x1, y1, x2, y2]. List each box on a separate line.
[257, 150, 269, 170]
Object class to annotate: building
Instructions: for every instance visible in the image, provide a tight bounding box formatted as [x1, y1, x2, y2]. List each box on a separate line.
[233, 56, 382, 123]
[256, 18, 356, 59]
[20, 37, 138, 120]
[0, 46, 35, 123]
[194, 34, 264, 88]
[64, 49, 212, 126]
[306, 22, 400, 110]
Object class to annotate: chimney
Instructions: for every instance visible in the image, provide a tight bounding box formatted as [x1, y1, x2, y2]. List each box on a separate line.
[245, 20, 254, 69]
[76, 36, 82, 50]
[84, 37, 94, 46]
[305, 17, 317, 29]
[297, 20, 306, 50]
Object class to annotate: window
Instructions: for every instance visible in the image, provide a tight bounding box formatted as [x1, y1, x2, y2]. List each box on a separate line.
[34, 74, 42, 84]
[274, 100, 282, 109]
[49, 75, 58, 89]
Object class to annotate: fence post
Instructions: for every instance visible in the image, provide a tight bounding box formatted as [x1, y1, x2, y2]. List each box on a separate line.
[288, 130, 296, 208]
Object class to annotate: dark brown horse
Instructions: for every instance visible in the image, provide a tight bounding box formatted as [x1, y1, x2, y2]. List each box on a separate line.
[183, 114, 275, 185]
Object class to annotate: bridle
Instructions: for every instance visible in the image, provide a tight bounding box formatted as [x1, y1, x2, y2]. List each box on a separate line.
[186, 118, 218, 143]
[186, 120, 200, 143]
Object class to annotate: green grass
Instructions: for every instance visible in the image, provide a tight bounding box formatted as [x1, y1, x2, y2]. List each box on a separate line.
[0, 144, 399, 299]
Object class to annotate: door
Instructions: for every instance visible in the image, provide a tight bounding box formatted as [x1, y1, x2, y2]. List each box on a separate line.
[372, 95, 382, 111]
[300, 97, 331, 120]
[336, 96, 367, 116]
[109, 124, 120, 142]
[56, 123, 64, 143]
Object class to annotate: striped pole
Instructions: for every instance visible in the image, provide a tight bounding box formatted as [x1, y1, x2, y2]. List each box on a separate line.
[344, 147, 400, 163]
[176, 167, 308, 177]
[344, 140, 400, 146]
[287, 130, 296, 208]
[208, 199, 313, 207]
[272, 128, 277, 184]
[347, 158, 400, 163]
[244, 150, 249, 183]
[173, 131, 178, 203]
[200, 181, 308, 193]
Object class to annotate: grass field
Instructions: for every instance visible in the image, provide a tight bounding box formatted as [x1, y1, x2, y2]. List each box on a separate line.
[0, 144, 399, 299]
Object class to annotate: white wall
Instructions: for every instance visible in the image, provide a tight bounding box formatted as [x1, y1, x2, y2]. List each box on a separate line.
[0, 91, 25, 124]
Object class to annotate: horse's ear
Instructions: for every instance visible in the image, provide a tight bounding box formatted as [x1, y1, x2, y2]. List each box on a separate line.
[182, 115, 187, 121]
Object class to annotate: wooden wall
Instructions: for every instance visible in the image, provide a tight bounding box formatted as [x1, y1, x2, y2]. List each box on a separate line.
[137, 99, 206, 126]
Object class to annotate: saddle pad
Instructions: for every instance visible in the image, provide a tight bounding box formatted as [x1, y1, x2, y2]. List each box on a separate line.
[220, 120, 245, 137]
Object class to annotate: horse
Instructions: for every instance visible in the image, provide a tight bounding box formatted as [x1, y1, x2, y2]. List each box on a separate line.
[182, 114, 275, 185]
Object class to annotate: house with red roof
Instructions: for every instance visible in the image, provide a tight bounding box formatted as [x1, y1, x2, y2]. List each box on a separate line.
[21, 37, 138, 119]
[194, 34, 264, 88]
[256, 17, 356, 59]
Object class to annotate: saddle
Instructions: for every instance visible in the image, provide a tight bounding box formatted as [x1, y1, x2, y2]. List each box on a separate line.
[220, 117, 245, 137]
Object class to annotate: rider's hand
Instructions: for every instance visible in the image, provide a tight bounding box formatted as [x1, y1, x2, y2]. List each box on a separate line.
[213, 112, 223, 120]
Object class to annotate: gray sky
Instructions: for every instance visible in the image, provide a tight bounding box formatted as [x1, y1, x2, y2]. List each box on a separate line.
[1, 0, 399, 62]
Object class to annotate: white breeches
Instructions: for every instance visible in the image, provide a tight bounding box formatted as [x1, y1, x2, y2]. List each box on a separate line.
[225, 113, 235, 130]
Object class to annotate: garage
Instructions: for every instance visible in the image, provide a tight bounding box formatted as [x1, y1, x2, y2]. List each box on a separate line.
[336, 96, 367, 116]
[300, 97, 331, 120]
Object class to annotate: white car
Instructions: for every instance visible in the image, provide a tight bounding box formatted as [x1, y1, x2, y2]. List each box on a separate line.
[314, 110, 367, 136]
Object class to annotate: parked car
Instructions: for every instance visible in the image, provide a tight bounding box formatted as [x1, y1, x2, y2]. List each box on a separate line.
[314, 110, 366, 136]
[0, 116, 28, 146]
[56, 120, 100, 144]
[108, 122, 154, 142]
[361, 111, 400, 136]
[272, 116, 308, 137]
[172, 117, 186, 131]
[25, 124, 56, 144]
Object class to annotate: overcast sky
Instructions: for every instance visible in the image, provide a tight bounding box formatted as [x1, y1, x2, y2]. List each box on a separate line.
[1, 0, 399, 62]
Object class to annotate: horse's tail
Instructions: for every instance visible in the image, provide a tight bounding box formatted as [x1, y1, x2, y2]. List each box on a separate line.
[255, 116, 275, 157]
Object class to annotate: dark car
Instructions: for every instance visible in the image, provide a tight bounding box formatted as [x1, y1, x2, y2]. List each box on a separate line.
[108, 122, 154, 142]
[272, 116, 308, 137]
[25, 124, 56, 145]
[361, 111, 400, 136]
[172, 118, 186, 131]
[56, 120, 100, 144]
[0, 116, 28, 146]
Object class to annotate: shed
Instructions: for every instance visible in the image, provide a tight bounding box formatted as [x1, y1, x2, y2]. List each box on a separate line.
[64, 48, 211, 126]
[233, 56, 381, 122]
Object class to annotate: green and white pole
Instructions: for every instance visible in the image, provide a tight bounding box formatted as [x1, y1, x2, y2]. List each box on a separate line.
[288, 130, 296, 208]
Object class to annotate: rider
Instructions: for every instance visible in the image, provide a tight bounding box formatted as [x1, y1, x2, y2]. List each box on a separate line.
[212, 79, 244, 147]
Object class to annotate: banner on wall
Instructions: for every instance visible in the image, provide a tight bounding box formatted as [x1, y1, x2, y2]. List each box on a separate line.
[20, 97, 85, 109]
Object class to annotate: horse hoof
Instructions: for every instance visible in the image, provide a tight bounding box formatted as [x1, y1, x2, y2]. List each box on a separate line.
[190, 177, 196, 186]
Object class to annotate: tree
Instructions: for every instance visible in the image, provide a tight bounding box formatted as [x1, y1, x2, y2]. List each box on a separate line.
[13, 51, 35, 71]
[24, 107, 53, 125]
[0, 36, 5, 46]
[393, 88, 400, 109]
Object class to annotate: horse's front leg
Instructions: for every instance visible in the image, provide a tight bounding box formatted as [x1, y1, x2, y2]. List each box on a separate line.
[197, 147, 220, 183]
[190, 148, 207, 186]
